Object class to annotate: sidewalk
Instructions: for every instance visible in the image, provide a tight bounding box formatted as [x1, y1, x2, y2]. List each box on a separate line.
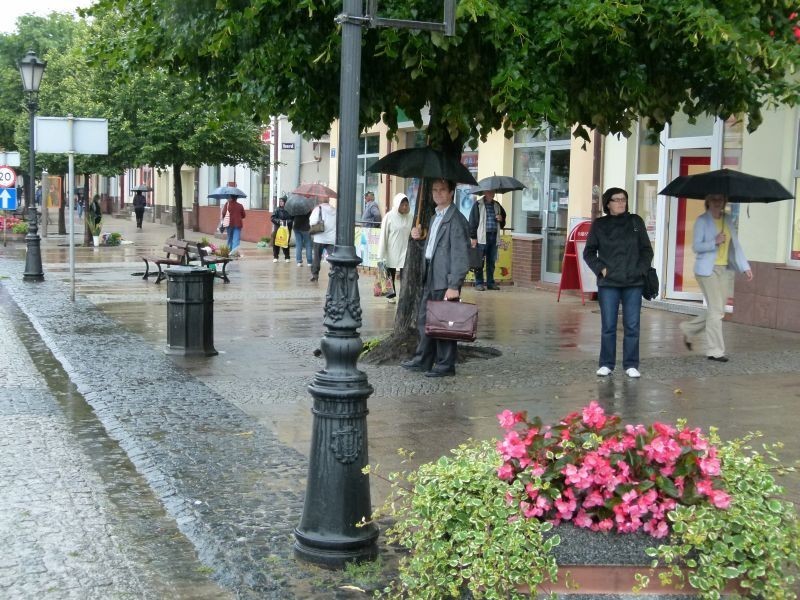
[2, 213, 799, 597]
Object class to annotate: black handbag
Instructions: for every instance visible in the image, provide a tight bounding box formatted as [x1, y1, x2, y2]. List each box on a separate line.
[424, 300, 478, 342]
[468, 246, 483, 271]
[642, 267, 659, 300]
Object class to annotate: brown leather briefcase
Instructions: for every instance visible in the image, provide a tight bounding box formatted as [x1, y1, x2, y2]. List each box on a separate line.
[424, 300, 478, 342]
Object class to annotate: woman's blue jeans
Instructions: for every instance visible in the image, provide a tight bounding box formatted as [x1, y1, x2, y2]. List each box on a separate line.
[227, 226, 241, 252]
[597, 285, 643, 371]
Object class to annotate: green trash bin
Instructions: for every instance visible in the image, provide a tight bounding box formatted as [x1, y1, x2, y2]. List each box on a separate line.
[165, 266, 217, 356]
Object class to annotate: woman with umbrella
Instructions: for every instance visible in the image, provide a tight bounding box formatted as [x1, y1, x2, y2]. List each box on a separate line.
[221, 195, 246, 256]
[679, 194, 752, 362]
[132, 191, 147, 229]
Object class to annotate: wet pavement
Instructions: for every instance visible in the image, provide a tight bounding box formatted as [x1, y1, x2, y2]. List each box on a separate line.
[1, 212, 799, 598]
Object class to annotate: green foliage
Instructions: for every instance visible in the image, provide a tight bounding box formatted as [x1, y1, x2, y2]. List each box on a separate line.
[216, 244, 231, 258]
[105, 232, 122, 246]
[86, 216, 101, 236]
[645, 432, 800, 599]
[360, 336, 384, 358]
[372, 441, 559, 599]
[87, 0, 800, 148]
[11, 222, 28, 234]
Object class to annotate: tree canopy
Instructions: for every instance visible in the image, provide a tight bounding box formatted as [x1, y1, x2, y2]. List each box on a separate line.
[86, 0, 800, 149]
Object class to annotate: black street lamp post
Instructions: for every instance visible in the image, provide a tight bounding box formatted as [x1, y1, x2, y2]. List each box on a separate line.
[294, 1, 456, 568]
[18, 50, 46, 282]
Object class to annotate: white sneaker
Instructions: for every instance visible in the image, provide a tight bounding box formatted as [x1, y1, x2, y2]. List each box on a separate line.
[284, 258, 290, 263]
[625, 368, 641, 378]
[596, 366, 613, 377]
[296, 262, 303, 267]
[273, 258, 278, 263]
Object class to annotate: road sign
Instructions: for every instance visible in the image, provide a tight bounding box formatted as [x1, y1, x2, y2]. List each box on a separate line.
[0, 188, 17, 210]
[0, 166, 16, 188]
[0, 151, 20, 167]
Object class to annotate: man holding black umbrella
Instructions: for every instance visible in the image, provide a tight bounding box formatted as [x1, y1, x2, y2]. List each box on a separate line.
[469, 190, 506, 291]
[401, 179, 470, 377]
[132, 191, 146, 229]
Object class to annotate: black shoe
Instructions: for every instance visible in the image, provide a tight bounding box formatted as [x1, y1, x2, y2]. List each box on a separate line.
[385, 292, 396, 299]
[310, 275, 318, 282]
[487, 284, 500, 290]
[683, 336, 692, 351]
[401, 360, 426, 372]
[424, 369, 455, 378]
[707, 355, 729, 362]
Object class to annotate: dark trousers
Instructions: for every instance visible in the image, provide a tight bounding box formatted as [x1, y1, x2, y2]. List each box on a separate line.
[134, 207, 145, 228]
[311, 243, 334, 276]
[386, 267, 400, 296]
[273, 228, 291, 259]
[598, 285, 643, 370]
[412, 261, 459, 372]
[474, 230, 498, 285]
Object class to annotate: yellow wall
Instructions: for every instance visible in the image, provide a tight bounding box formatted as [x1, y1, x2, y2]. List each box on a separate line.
[568, 133, 595, 221]
[739, 106, 798, 263]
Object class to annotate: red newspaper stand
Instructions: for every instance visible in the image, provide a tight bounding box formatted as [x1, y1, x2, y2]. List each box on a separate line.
[557, 219, 597, 304]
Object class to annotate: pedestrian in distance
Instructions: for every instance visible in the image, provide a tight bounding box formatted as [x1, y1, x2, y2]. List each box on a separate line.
[468, 190, 506, 291]
[378, 192, 413, 303]
[292, 207, 314, 267]
[132, 191, 146, 229]
[401, 179, 470, 378]
[271, 195, 293, 262]
[679, 194, 752, 363]
[221, 195, 246, 256]
[361, 191, 381, 227]
[88, 194, 102, 231]
[309, 197, 336, 282]
[583, 187, 654, 379]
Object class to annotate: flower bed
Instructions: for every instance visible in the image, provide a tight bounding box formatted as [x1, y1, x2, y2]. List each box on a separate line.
[374, 404, 800, 599]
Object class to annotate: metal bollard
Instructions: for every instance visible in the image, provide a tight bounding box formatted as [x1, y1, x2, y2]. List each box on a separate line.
[165, 266, 217, 356]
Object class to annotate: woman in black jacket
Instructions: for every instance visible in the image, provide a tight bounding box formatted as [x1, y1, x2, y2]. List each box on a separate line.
[583, 187, 654, 379]
[271, 195, 293, 262]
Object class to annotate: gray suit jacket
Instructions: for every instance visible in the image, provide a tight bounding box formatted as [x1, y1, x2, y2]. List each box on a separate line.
[423, 204, 470, 291]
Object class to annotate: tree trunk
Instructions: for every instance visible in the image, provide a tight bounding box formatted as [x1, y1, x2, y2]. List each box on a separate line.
[83, 176, 91, 246]
[173, 163, 185, 240]
[58, 176, 66, 235]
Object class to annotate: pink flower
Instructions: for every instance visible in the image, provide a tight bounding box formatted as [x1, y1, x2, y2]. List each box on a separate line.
[498, 409, 525, 430]
[709, 489, 732, 509]
[582, 401, 607, 430]
[695, 479, 714, 496]
[498, 431, 528, 460]
[699, 456, 721, 477]
[643, 519, 669, 538]
[594, 518, 614, 532]
[497, 463, 515, 481]
[652, 422, 676, 437]
[573, 510, 593, 529]
[583, 490, 605, 509]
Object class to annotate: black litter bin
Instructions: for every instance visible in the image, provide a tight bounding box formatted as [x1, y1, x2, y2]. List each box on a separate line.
[165, 266, 217, 356]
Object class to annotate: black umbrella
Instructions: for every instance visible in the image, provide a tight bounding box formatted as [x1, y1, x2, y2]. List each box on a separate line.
[368, 147, 478, 186]
[659, 169, 793, 203]
[284, 193, 317, 216]
[130, 184, 152, 192]
[209, 185, 247, 199]
[473, 175, 526, 194]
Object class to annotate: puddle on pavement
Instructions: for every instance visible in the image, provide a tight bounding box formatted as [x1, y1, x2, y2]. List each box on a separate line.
[7, 298, 230, 600]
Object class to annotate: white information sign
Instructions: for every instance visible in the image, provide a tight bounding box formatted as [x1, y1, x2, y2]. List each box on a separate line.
[34, 117, 109, 155]
[0, 152, 20, 167]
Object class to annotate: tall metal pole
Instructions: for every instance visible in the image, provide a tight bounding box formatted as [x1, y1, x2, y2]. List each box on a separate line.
[294, 0, 379, 567]
[23, 95, 44, 281]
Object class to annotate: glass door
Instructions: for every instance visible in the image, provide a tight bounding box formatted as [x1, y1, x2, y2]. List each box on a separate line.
[665, 155, 708, 300]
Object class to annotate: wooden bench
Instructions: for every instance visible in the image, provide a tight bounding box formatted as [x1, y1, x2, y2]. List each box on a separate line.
[190, 242, 233, 284]
[141, 237, 191, 283]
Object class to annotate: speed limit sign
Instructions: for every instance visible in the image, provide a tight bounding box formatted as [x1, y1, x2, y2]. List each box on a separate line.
[0, 166, 16, 189]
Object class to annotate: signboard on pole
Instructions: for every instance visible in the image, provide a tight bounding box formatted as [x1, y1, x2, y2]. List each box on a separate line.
[34, 117, 109, 155]
[0, 152, 21, 167]
[0, 166, 16, 188]
[557, 219, 598, 304]
[0, 188, 17, 210]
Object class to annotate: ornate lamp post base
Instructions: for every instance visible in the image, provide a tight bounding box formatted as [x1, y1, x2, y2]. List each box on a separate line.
[23, 205, 44, 281]
[294, 248, 379, 567]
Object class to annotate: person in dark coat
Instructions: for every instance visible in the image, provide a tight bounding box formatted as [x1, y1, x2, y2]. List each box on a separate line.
[132, 191, 146, 229]
[401, 179, 470, 378]
[583, 187, 654, 379]
[270, 195, 293, 262]
[292, 207, 313, 267]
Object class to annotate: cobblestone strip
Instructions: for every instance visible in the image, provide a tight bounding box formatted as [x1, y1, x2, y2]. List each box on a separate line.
[1, 267, 313, 599]
[0, 296, 167, 599]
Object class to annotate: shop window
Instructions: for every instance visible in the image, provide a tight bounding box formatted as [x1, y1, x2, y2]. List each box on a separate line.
[207, 165, 220, 206]
[357, 135, 380, 221]
[669, 112, 714, 139]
